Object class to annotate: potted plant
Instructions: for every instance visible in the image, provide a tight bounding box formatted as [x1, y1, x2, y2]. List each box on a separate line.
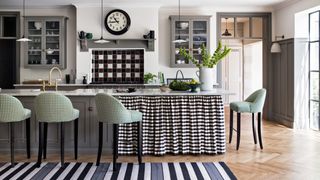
[144, 73, 157, 84]
[179, 41, 231, 91]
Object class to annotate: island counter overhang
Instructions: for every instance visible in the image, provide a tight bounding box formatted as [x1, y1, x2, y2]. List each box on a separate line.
[0, 89, 231, 155]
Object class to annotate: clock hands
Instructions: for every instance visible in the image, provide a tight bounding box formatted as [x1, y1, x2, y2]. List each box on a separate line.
[113, 16, 119, 24]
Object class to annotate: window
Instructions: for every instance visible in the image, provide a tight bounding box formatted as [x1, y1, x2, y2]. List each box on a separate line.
[309, 11, 320, 130]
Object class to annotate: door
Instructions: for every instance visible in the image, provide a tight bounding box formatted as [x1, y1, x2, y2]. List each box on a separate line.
[224, 46, 243, 103]
[0, 39, 16, 89]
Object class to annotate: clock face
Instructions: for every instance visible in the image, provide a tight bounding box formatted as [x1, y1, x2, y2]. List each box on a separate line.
[105, 9, 131, 35]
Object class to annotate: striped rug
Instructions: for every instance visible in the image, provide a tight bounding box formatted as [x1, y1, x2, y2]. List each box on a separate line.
[0, 162, 236, 180]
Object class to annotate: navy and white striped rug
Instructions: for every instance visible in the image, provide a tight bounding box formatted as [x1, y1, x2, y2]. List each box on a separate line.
[0, 162, 236, 180]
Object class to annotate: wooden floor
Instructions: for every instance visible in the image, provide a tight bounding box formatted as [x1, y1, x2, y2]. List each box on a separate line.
[1, 109, 320, 179]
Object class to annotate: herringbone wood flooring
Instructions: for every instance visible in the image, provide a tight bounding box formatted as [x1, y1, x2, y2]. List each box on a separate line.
[1, 108, 320, 179]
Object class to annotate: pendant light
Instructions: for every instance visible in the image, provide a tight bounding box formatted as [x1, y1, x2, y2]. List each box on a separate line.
[222, 18, 232, 37]
[172, 0, 187, 44]
[94, 0, 109, 44]
[17, 0, 32, 42]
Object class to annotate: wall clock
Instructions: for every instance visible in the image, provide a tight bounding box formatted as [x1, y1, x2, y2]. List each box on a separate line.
[105, 9, 131, 35]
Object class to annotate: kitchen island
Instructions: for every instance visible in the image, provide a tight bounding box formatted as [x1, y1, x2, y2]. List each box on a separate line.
[0, 88, 230, 155]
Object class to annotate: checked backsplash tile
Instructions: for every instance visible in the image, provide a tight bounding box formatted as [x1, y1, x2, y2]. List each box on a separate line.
[91, 49, 144, 84]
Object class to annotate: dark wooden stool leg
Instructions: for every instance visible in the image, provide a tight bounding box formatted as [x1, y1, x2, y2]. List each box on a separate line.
[137, 121, 142, 164]
[74, 118, 78, 160]
[229, 109, 233, 143]
[43, 122, 48, 159]
[60, 122, 65, 167]
[96, 122, 103, 166]
[257, 112, 263, 149]
[10, 122, 15, 168]
[252, 113, 257, 144]
[26, 118, 31, 159]
[37, 122, 43, 168]
[113, 124, 119, 171]
[236, 113, 241, 150]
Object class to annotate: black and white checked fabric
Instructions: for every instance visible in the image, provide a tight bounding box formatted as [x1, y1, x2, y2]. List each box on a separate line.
[117, 95, 226, 155]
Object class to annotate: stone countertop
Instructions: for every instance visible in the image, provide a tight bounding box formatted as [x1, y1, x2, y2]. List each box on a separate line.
[0, 88, 233, 97]
[14, 83, 161, 87]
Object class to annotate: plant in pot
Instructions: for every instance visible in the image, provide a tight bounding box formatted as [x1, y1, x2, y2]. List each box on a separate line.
[144, 73, 157, 84]
[179, 41, 231, 91]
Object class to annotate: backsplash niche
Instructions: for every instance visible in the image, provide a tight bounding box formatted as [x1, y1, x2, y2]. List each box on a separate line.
[91, 49, 144, 84]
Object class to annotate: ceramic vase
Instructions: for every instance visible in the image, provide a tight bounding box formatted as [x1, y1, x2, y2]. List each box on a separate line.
[199, 67, 214, 91]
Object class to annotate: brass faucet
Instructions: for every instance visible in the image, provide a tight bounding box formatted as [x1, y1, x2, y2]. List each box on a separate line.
[42, 67, 62, 91]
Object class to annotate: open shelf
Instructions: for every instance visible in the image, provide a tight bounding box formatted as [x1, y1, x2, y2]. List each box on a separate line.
[79, 38, 156, 52]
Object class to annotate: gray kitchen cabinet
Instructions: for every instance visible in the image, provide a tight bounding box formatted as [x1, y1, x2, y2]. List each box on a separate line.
[169, 16, 211, 68]
[25, 16, 67, 69]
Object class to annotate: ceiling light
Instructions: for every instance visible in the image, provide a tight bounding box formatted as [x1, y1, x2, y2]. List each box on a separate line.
[222, 18, 232, 36]
[94, 0, 109, 44]
[172, 0, 187, 44]
[17, 0, 32, 42]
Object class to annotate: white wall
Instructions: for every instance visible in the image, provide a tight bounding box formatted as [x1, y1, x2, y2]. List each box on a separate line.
[0, 6, 77, 82]
[273, 0, 320, 39]
[75, 6, 159, 82]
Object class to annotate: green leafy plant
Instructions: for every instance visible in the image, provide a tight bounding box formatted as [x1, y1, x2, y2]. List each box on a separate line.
[144, 73, 157, 83]
[179, 41, 231, 68]
[169, 80, 190, 91]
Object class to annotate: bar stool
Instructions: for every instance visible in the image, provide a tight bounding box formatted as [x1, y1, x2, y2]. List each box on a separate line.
[0, 95, 31, 167]
[229, 89, 266, 150]
[34, 93, 79, 167]
[95, 93, 143, 171]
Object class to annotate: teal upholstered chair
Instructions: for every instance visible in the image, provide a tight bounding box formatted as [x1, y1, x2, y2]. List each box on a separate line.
[95, 93, 143, 171]
[229, 88, 266, 150]
[34, 93, 79, 167]
[0, 94, 31, 167]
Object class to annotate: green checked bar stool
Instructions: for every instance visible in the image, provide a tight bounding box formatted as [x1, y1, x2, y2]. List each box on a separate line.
[0, 95, 31, 167]
[229, 88, 267, 150]
[95, 93, 143, 171]
[34, 93, 79, 167]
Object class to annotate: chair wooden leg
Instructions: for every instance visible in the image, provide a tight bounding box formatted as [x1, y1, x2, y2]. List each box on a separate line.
[252, 113, 257, 144]
[257, 112, 263, 149]
[10, 122, 15, 168]
[236, 113, 241, 150]
[113, 124, 119, 171]
[60, 122, 65, 167]
[37, 122, 43, 168]
[137, 121, 142, 164]
[43, 123, 48, 159]
[74, 118, 78, 160]
[229, 109, 233, 143]
[96, 122, 103, 166]
[26, 118, 31, 159]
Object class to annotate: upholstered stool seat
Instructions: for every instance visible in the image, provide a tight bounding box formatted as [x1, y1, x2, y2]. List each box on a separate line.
[95, 93, 143, 171]
[0, 94, 31, 167]
[229, 89, 267, 150]
[34, 93, 79, 167]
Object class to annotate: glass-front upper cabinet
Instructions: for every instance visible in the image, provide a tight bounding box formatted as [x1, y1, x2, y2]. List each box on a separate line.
[170, 16, 210, 67]
[25, 16, 67, 69]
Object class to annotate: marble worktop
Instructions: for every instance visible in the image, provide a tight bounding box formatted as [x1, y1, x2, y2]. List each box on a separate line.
[14, 83, 161, 87]
[0, 88, 232, 97]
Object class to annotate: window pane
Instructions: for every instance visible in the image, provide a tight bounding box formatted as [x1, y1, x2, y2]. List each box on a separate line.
[310, 12, 319, 41]
[310, 101, 319, 130]
[221, 17, 234, 37]
[310, 42, 319, 71]
[310, 72, 319, 100]
[236, 17, 249, 37]
[252, 17, 263, 38]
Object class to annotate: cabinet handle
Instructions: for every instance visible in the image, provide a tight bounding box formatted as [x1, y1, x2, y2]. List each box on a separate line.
[88, 107, 93, 111]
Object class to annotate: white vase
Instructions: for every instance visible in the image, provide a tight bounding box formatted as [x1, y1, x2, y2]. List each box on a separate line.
[199, 67, 214, 91]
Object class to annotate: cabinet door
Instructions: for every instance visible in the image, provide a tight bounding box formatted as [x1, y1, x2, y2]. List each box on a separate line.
[173, 20, 191, 65]
[44, 20, 61, 66]
[27, 20, 44, 65]
[192, 20, 208, 64]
